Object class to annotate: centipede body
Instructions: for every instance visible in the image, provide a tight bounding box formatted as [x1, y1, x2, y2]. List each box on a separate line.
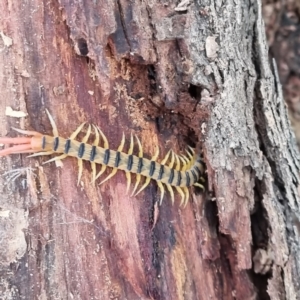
[0, 110, 205, 206]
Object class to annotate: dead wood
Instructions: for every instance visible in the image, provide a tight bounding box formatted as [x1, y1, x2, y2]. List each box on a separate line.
[0, 0, 299, 299]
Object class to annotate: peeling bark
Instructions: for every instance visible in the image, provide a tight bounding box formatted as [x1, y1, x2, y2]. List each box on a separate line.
[0, 0, 299, 299]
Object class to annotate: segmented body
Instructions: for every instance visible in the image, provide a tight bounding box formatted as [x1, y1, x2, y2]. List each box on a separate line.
[0, 110, 205, 206]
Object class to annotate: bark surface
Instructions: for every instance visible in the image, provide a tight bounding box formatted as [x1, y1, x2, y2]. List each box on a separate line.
[0, 0, 299, 299]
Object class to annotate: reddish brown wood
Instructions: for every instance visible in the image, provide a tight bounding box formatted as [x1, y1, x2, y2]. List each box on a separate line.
[0, 0, 299, 299]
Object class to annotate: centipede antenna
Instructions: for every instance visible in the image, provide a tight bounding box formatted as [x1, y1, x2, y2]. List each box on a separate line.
[175, 186, 185, 206]
[99, 168, 118, 185]
[128, 133, 134, 155]
[157, 181, 165, 204]
[168, 150, 175, 168]
[46, 109, 59, 137]
[70, 123, 86, 139]
[166, 184, 175, 204]
[134, 176, 151, 196]
[82, 125, 91, 143]
[161, 150, 171, 165]
[43, 153, 67, 164]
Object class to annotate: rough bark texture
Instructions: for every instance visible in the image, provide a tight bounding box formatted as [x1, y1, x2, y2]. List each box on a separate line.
[0, 0, 299, 299]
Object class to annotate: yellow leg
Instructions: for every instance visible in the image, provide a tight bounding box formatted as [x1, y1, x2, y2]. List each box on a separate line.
[92, 125, 100, 145]
[182, 187, 190, 207]
[174, 154, 181, 171]
[194, 182, 205, 191]
[131, 174, 141, 196]
[187, 146, 195, 154]
[77, 159, 83, 185]
[70, 122, 86, 139]
[95, 164, 107, 180]
[175, 186, 185, 206]
[99, 168, 118, 185]
[135, 135, 143, 157]
[161, 150, 170, 165]
[96, 126, 109, 148]
[181, 154, 191, 169]
[126, 172, 131, 193]
[157, 181, 165, 204]
[82, 124, 91, 143]
[91, 162, 97, 184]
[43, 153, 68, 164]
[28, 151, 55, 158]
[118, 133, 125, 151]
[165, 184, 175, 204]
[131, 135, 143, 195]
[128, 133, 134, 154]
[11, 128, 42, 136]
[46, 109, 59, 137]
[185, 149, 193, 160]
[135, 177, 151, 196]
[178, 155, 188, 171]
[168, 150, 175, 168]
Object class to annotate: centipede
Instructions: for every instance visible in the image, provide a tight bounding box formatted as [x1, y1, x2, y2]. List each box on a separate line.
[0, 110, 205, 206]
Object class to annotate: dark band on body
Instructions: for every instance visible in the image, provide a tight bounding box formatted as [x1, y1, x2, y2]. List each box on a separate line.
[78, 143, 85, 158]
[103, 149, 110, 165]
[127, 154, 133, 171]
[53, 137, 59, 151]
[90, 145, 97, 161]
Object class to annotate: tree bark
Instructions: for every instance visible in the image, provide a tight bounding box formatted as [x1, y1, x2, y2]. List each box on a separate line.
[0, 0, 299, 299]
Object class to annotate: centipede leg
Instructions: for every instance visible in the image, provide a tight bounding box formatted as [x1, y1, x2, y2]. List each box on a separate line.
[175, 186, 185, 206]
[45, 109, 59, 137]
[157, 181, 165, 204]
[126, 172, 131, 193]
[174, 154, 181, 171]
[194, 182, 205, 190]
[131, 135, 143, 195]
[95, 165, 106, 180]
[165, 184, 175, 204]
[168, 150, 175, 168]
[27, 151, 55, 157]
[91, 125, 100, 184]
[43, 154, 68, 164]
[182, 187, 190, 207]
[161, 149, 170, 165]
[99, 168, 118, 185]
[134, 177, 151, 196]
[76, 125, 93, 185]
[100, 133, 125, 185]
